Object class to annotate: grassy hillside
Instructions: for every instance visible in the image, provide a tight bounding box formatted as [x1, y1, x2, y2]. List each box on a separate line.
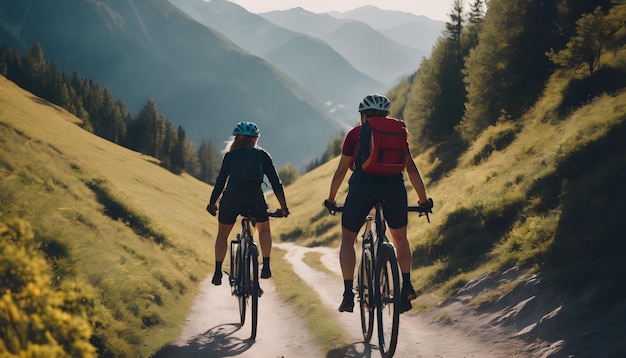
[271, 70, 626, 308]
[2, 67, 625, 356]
[0, 76, 217, 356]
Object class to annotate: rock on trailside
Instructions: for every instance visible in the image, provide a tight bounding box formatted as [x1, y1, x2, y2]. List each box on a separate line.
[152, 271, 323, 357]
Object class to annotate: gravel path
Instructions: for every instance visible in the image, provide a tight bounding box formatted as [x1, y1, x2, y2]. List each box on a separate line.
[155, 242, 530, 357]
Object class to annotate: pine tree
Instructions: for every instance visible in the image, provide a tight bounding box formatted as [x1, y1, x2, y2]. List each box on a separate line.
[197, 139, 220, 183]
[461, 0, 557, 140]
[468, 0, 485, 25]
[20, 43, 45, 94]
[445, 0, 465, 67]
[547, 5, 626, 75]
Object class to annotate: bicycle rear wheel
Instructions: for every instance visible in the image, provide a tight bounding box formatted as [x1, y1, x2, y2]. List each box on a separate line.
[376, 244, 400, 358]
[248, 244, 260, 340]
[237, 241, 247, 326]
[359, 247, 374, 342]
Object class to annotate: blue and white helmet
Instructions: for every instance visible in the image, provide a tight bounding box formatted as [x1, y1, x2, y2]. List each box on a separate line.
[232, 121, 260, 137]
[358, 94, 391, 112]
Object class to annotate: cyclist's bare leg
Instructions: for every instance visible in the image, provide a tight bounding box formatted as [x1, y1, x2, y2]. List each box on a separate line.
[257, 221, 272, 258]
[389, 225, 417, 305]
[340, 227, 359, 280]
[388, 226, 411, 274]
[213, 222, 234, 285]
[257, 220, 272, 278]
[215, 222, 235, 261]
[338, 227, 359, 312]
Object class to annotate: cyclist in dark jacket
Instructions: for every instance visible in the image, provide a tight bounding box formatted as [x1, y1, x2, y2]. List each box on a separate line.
[326, 95, 431, 314]
[207, 121, 289, 285]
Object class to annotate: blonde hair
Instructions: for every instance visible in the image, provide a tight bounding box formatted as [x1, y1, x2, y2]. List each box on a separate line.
[222, 135, 258, 155]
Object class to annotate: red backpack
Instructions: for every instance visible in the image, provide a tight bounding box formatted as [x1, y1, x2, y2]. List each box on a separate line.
[356, 117, 409, 175]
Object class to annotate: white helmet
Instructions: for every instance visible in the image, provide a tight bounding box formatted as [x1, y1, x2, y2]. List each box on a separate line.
[358, 94, 391, 112]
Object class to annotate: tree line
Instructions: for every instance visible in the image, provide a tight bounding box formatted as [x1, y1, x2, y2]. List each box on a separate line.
[389, 0, 626, 180]
[0, 43, 222, 184]
[0, 43, 342, 185]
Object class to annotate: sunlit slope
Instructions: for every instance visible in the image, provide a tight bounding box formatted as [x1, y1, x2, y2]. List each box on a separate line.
[269, 156, 347, 246]
[2, 70, 624, 355]
[0, 76, 217, 356]
[0, 76, 216, 243]
[271, 75, 626, 301]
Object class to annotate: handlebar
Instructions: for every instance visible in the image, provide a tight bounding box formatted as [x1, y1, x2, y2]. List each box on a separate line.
[323, 200, 343, 215]
[268, 209, 288, 218]
[206, 205, 288, 218]
[323, 198, 433, 223]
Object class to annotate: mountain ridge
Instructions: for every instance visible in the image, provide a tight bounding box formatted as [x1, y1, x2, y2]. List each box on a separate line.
[260, 5, 439, 84]
[168, 0, 383, 126]
[0, 0, 338, 167]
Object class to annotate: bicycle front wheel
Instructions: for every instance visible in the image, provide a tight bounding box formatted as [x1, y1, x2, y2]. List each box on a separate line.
[230, 238, 239, 290]
[376, 243, 400, 358]
[359, 247, 374, 342]
[247, 244, 260, 340]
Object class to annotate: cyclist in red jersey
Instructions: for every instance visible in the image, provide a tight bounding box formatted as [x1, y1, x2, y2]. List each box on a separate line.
[326, 94, 431, 313]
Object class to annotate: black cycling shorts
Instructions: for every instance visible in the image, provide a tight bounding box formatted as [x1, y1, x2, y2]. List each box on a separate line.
[342, 182, 408, 233]
[218, 190, 269, 225]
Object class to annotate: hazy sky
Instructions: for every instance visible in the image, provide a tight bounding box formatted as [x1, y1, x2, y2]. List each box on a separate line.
[227, 0, 460, 21]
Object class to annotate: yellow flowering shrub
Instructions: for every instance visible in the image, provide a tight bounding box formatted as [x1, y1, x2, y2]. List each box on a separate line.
[0, 217, 96, 357]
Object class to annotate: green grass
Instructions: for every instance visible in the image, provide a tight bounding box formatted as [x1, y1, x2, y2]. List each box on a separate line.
[0, 77, 214, 357]
[303, 251, 341, 278]
[271, 249, 349, 351]
[2, 59, 626, 356]
[271, 67, 626, 308]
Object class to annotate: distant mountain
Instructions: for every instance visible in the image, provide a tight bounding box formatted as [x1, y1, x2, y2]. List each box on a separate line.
[0, 0, 339, 167]
[262, 35, 383, 126]
[168, 0, 383, 127]
[263, 7, 348, 37]
[331, 5, 421, 28]
[261, 7, 431, 86]
[323, 21, 425, 86]
[333, 6, 445, 51]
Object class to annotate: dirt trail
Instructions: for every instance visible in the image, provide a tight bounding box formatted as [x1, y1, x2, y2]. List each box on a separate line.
[152, 269, 323, 357]
[154, 243, 531, 357]
[277, 243, 529, 358]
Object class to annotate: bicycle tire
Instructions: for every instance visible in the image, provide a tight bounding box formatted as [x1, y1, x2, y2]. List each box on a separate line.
[230, 239, 239, 291]
[248, 244, 259, 340]
[237, 240, 247, 326]
[359, 244, 374, 342]
[376, 243, 400, 358]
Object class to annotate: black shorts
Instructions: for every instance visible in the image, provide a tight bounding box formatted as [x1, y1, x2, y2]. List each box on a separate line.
[342, 182, 408, 233]
[218, 189, 269, 225]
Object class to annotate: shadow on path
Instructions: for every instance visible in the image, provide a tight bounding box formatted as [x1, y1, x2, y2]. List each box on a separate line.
[327, 342, 377, 358]
[152, 323, 254, 358]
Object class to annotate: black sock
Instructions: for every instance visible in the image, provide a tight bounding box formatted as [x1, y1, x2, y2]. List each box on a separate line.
[344, 280, 353, 296]
[263, 257, 270, 269]
[215, 261, 222, 273]
[402, 272, 410, 285]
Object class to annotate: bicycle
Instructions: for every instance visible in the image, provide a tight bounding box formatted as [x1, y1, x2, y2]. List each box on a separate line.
[227, 208, 285, 340]
[324, 198, 432, 358]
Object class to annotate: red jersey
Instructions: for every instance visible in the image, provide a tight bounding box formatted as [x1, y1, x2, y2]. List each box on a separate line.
[342, 125, 361, 170]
